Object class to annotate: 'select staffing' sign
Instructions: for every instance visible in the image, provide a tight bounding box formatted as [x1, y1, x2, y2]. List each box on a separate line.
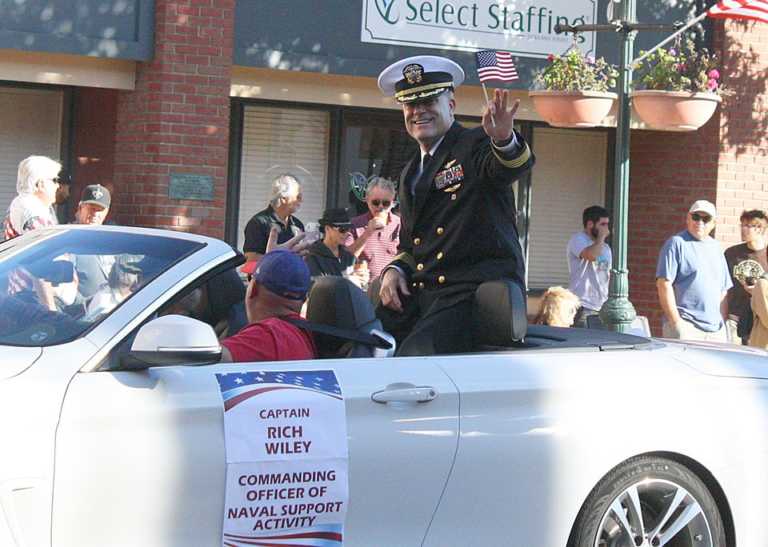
[361, 0, 597, 58]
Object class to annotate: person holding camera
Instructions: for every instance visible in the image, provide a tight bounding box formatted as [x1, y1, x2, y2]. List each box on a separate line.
[724, 210, 768, 344]
[656, 200, 732, 342]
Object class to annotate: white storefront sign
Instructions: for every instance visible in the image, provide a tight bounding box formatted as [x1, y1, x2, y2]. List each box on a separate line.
[361, 0, 597, 58]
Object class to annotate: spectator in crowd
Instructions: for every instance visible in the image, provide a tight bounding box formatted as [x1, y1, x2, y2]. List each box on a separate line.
[375, 55, 534, 354]
[747, 273, 768, 349]
[84, 255, 142, 320]
[748, 273, 768, 349]
[656, 200, 732, 341]
[534, 286, 581, 327]
[242, 174, 304, 262]
[724, 209, 768, 344]
[567, 205, 612, 327]
[3, 155, 62, 240]
[305, 207, 357, 280]
[220, 249, 317, 362]
[346, 177, 401, 279]
[75, 184, 111, 225]
[73, 185, 114, 299]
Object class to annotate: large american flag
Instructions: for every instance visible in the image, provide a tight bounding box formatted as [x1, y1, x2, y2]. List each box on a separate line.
[708, 0, 768, 23]
[475, 50, 519, 83]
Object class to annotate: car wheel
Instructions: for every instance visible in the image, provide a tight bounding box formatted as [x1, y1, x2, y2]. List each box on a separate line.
[570, 455, 726, 547]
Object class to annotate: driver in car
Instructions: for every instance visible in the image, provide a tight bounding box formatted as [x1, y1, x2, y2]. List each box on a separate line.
[219, 249, 317, 363]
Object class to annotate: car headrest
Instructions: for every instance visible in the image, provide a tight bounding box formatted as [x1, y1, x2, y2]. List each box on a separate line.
[472, 279, 527, 346]
[305, 276, 383, 357]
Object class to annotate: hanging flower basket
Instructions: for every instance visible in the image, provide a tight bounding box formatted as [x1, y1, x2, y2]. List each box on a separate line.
[529, 90, 617, 128]
[630, 90, 721, 132]
[632, 38, 724, 131]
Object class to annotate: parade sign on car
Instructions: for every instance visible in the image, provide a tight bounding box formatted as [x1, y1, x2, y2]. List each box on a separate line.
[216, 370, 348, 547]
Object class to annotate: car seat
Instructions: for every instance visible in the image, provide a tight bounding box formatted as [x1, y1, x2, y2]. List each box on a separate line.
[305, 276, 395, 358]
[472, 279, 528, 348]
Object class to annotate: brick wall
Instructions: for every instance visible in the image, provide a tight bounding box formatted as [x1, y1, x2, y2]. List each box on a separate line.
[628, 19, 768, 335]
[71, 87, 118, 221]
[111, 0, 235, 238]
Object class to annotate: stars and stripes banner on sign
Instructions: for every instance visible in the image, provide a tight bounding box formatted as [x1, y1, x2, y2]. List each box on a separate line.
[217, 370, 342, 412]
[708, 0, 768, 24]
[475, 50, 519, 83]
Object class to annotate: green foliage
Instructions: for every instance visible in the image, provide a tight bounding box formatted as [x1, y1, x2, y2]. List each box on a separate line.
[635, 37, 722, 94]
[534, 49, 618, 92]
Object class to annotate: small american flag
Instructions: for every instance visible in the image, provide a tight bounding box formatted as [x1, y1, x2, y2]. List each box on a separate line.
[707, 0, 768, 24]
[476, 50, 519, 83]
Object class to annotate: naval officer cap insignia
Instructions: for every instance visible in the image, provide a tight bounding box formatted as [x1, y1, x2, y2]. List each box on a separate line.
[378, 55, 465, 104]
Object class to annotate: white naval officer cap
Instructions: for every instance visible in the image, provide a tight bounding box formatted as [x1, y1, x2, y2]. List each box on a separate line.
[378, 55, 465, 104]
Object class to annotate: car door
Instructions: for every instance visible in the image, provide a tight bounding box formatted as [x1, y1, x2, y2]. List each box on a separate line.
[52, 356, 459, 547]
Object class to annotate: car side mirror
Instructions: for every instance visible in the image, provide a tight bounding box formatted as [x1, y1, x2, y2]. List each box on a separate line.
[120, 315, 222, 370]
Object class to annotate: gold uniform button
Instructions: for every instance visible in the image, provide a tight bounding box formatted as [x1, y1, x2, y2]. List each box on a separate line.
[413, 237, 421, 245]
[436, 227, 444, 235]
[436, 252, 444, 260]
[417, 263, 424, 271]
[438, 275, 446, 284]
[418, 282, 425, 289]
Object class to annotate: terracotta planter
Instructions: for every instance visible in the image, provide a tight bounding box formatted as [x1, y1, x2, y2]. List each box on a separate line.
[631, 90, 722, 131]
[529, 90, 617, 128]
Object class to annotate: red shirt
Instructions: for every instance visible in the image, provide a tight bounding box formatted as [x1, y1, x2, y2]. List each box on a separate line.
[221, 313, 317, 362]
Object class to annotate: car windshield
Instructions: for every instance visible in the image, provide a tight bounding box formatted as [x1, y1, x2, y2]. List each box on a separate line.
[0, 229, 204, 347]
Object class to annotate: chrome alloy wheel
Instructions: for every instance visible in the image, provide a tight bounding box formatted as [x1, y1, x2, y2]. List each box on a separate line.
[594, 478, 714, 547]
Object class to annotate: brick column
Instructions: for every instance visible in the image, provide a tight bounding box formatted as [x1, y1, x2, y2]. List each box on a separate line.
[112, 0, 235, 238]
[628, 19, 768, 335]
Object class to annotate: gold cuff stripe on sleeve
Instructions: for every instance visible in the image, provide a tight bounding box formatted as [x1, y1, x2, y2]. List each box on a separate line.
[393, 252, 416, 271]
[492, 142, 531, 169]
[395, 81, 454, 100]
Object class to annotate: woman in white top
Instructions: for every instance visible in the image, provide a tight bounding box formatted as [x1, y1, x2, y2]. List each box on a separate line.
[85, 256, 142, 320]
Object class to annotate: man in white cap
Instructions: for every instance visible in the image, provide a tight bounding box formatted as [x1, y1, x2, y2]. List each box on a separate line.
[375, 55, 535, 354]
[656, 200, 732, 341]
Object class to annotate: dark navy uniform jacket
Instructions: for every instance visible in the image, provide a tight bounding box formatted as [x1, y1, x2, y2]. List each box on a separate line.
[391, 121, 535, 293]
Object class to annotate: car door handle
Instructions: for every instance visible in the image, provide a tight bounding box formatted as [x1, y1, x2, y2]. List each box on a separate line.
[371, 385, 438, 404]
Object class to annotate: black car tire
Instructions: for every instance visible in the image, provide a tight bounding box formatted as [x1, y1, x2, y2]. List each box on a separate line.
[569, 455, 726, 547]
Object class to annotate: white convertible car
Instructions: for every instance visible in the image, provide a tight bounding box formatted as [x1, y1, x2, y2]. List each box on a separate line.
[1, 225, 767, 547]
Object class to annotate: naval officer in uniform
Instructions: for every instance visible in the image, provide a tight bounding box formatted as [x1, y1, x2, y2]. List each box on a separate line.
[376, 55, 535, 354]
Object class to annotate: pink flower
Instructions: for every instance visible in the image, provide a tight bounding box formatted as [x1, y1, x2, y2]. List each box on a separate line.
[707, 78, 718, 91]
[547, 54, 555, 62]
[708, 69, 720, 80]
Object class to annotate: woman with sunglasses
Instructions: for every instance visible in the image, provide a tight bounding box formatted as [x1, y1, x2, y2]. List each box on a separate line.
[346, 177, 401, 280]
[305, 207, 357, 281]
[4, 155, 62, 241]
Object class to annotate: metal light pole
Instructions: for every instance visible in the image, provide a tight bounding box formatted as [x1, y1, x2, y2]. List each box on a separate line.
[555, 2, 678, 333]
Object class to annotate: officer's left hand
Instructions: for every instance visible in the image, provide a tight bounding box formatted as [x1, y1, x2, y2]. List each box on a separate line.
[482, 89, 519, 143]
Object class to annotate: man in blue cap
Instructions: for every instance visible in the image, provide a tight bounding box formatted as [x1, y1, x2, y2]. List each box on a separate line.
[376, 55, 535, 354]
[220, 249, 317, 362]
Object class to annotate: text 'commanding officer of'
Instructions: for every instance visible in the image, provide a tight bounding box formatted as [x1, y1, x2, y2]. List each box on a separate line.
[376, 55, 535, 355]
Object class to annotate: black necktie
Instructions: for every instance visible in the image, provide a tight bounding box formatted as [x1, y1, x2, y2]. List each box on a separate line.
[412, 153, 432, 196]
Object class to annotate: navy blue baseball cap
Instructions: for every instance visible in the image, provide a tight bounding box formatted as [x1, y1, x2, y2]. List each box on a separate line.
[244, 249, 310, 300]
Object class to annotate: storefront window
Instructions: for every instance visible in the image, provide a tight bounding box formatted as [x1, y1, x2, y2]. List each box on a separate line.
[236, 105, 330, 250]
[339, 110, 416, 215]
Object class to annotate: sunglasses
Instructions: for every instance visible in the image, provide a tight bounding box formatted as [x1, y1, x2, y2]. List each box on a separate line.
[332, 225, 350, 233]
[370, 199, 392, 207]
[691, 213, 712, 223]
